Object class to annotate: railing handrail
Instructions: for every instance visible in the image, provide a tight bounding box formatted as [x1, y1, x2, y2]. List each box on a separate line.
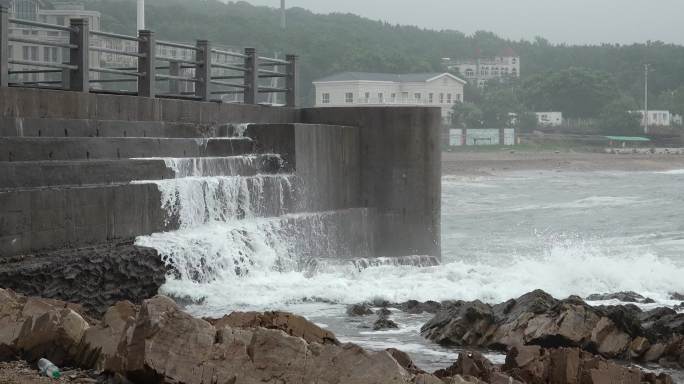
[0, 5, 298, 106]
[9, 17, 74, 32]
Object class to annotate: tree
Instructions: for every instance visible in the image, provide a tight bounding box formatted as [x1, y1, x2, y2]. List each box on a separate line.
[521, 68, 620, 118]
[597, 97, 642, 135]
[451, 102, 483, 128]
[517, 111, 538, 133]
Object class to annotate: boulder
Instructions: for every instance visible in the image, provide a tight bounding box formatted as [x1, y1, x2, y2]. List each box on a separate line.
[434, 351, 494, 382]
[0, 289, 91, 365]
[211, 310, 338, 345]
[587, 291, 655, 304]
[670, 292, 684, 301]
[124, 296, 414, 384]
[398, 300, 443, 314]
[373, 317, 399, 331]
[387, 348, 424, 374]
[346, 303, 374, 316]
[628, 336, 650, 358]
[590, 317, 631, 357]
[74, 301, 138, 371]
[421, 300, 496, 346]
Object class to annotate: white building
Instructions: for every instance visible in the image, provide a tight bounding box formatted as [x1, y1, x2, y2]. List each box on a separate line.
[4, 0, 101, 84]
[631, 110, 674, 127]
[442, 48, 520, 88]
[535, 112, 563, 127]
[313, 72, 466, 121]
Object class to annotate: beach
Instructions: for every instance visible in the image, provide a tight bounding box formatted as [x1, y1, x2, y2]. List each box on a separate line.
[442, 150, 684, 176]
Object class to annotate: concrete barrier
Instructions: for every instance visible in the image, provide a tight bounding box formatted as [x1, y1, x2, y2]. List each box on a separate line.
[302, 107, 442, 259]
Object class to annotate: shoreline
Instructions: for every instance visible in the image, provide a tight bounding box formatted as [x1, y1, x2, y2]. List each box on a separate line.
[442, 150, 684, 176]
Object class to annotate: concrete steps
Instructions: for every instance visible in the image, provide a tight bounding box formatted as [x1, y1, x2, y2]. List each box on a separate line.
[0, 154, 284, 189]
[0, 117, 237, 138]
[0, 137, 254, 161]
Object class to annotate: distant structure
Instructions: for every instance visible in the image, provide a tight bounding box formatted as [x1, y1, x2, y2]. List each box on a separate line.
[313, 72, 466, 122]
[137, 0, 144, 31]
[280, 0, 285, 29]
[535, 112, 563, 127]
[442, 48, 520, 88]
[631, 110, 676, 127]
[3, 0, 101, 84]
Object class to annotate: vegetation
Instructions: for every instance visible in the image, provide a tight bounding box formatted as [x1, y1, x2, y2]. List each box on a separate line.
[70, 0, 684, 133]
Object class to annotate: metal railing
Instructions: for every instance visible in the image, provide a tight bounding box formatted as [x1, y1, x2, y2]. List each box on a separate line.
[0, 6, 298, 106]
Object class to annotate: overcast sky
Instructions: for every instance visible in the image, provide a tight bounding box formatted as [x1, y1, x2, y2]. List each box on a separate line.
[239, 0, 684, 45]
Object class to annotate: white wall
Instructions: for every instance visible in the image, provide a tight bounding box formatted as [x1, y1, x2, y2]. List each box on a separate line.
[536, 112, 563, 127]
[314, 74, 464, 121]
[449, 128, 515, 146]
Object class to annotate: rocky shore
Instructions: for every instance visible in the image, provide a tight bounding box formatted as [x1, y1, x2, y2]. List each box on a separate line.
[0, 288, 680, 383]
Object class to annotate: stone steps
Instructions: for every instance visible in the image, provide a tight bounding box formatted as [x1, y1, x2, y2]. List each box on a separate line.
[0, 154, 284, 189]
[0, 173, 300, 257]
[0, 137, 254, 161]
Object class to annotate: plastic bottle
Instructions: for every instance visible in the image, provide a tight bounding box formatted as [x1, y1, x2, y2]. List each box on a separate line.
[37, 358, 61, 379]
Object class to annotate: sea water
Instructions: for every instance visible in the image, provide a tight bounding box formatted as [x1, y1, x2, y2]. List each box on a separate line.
[137, 169, 684, 373]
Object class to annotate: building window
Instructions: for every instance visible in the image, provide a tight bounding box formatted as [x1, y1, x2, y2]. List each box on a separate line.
[43, 47, 50, 62]
[391, 93, 396, 101]
[512, 58, 517, 64]
[447, 93, 452, 103]
[22, 46, 29, 60]
[428, 93, 434, 103]
[439, 93, 444, 104]
[345, 92, 354, 104]
[321, 93, 330, 104]
[378, 93, 384, 103]
[30, 46, 38, 61]
[364, 92, 370, 102]
[465, 69, 474, 77]
[7, 45, 12, 59]
[56, 16, 66, 26]
[414, 93, 421, 100]
[456, 94, 462, 102]
[512, 68, 518, 76]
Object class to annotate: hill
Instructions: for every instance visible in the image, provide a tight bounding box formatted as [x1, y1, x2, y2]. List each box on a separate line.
[73, 0, 684, 118]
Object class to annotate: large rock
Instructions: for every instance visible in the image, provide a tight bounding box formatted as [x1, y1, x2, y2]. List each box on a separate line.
[123, 296, 414, 384]
[211, 310, 338, 345]
[0, 288, 91, 365]
[421, 290, 676, 361]
[586, 291, 655, 304]
[75, 300, 138, 371]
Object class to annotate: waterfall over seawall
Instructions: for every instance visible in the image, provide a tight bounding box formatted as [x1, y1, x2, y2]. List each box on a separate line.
[135, 149, 378, 289]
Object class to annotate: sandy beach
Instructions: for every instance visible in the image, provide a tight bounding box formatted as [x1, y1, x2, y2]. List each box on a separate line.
[442, 150, 684, 176]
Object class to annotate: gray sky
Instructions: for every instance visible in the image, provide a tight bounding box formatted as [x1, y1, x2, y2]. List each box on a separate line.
[239, 0, 684, 45]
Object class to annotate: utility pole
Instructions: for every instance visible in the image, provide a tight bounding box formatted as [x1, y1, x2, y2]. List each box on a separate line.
[137, 0, 145, 32]
[280, 0, 286, 30]
[643, 64, 650, 134]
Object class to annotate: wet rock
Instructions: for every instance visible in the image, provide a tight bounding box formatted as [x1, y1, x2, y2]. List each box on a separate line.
[670, 292, 684, 301]
[421, 300, 495, 346]
[398, 300, 442, 314]
[434, 351, 494, 382]
[422, 290, 684, 362]
[377, 307, 392, 317]
[413, 373, 445, 384]
[443, 375, 487, 384]
[211, 310, 338, 345]
[346, 303, 374, 316]
[643, 343, 667, 362]
[587, 291, 655, 304]
[373, 317, 399, 331]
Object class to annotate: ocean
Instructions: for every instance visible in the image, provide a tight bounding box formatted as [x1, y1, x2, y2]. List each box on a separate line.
[136, 169, 684, 374]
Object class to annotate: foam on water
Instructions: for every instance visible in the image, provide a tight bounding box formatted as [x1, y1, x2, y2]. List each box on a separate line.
[155, 238, 684, 311]
[656, 169, 684, 175]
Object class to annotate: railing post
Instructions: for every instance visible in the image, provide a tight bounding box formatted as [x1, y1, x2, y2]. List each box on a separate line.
[285, 54, 298, 108]
[0, 6, 8, 88]
[195, 40, 211, 101]
[243, 47, 258, 104]
[137, 29, 155, 98]
[69, 18, 89, 92]
[168, 61, 180, 95]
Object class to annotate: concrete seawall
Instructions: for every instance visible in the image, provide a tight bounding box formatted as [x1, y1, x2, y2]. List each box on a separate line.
[0, 87, 441, 310]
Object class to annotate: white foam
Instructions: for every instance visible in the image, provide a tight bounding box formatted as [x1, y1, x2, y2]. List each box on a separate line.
[156, 238, 684, 311]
